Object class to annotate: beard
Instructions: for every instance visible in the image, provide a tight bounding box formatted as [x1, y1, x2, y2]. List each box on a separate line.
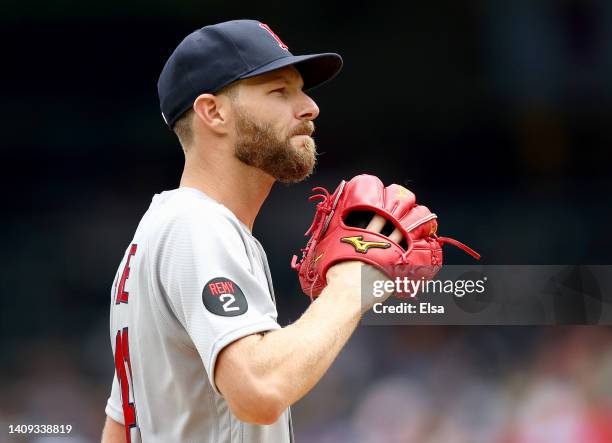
[233, 105, 317, 183]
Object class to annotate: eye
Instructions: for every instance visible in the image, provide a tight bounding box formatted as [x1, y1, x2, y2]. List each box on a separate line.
[270, 87, 286, 95]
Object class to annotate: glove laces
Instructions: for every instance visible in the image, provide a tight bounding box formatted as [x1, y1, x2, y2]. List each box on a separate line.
[291, 182, 346, 273]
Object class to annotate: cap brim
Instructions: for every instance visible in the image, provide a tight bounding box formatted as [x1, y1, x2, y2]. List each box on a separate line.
[239, 53, 343, 91]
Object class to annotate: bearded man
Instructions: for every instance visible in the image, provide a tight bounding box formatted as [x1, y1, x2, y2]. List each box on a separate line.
[101, 19, 393, 443]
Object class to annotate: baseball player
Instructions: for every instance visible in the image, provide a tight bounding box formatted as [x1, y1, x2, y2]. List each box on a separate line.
[101, 18, 481, 442]
[101, 19, 399, 443]
[101, 16, 484, 442]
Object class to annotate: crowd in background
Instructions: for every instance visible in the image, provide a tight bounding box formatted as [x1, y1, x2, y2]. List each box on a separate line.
[3, 1, 612, 441]
[2, 326, 612, 442]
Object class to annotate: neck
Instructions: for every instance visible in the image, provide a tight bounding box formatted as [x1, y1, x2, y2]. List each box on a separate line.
[179, 147, 275, 232]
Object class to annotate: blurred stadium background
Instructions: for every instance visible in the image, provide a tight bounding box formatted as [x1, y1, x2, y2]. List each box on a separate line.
[2, 1, 612, 441]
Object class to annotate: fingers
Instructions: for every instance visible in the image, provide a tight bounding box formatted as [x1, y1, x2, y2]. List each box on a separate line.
[365, 214, 386, 232]
[388, 228, 403, 244]
[366, 213, 404, 245]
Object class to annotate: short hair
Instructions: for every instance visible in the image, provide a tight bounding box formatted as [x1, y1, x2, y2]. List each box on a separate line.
[173, 108, 195, 150]
[172, 82, 240, 152]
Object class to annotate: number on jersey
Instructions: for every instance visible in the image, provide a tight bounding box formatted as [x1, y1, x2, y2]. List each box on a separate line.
[114, 243, 139, 442]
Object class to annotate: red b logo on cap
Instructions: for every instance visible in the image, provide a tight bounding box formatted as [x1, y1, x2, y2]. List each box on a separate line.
[259, 23, 289, 50]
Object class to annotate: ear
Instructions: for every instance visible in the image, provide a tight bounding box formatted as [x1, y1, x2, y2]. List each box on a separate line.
[193, 93, 232, 134]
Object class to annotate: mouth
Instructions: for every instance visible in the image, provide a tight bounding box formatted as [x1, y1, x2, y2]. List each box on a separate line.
[290, 124, 315, 138]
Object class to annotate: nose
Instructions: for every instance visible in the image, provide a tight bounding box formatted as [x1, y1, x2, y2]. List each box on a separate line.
[297, 93, 320, 121]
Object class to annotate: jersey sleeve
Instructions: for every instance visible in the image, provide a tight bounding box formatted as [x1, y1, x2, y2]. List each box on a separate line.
[105, 374, 125, 424]
[156, 206, 281, 394]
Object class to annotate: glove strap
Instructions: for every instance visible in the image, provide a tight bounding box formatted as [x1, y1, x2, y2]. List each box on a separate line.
[437, 236, 481, 260]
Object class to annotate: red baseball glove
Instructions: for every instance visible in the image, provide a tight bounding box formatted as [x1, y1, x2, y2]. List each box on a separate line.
[291, 174, 480, 299]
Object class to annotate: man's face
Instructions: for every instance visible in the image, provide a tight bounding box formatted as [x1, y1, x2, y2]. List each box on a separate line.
[230, 66, 320, 183]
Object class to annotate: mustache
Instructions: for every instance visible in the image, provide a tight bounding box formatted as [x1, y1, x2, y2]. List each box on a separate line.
[289, 121, 315, 137]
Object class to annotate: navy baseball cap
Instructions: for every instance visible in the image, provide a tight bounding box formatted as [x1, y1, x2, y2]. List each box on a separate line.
[157, 19, 343, 128]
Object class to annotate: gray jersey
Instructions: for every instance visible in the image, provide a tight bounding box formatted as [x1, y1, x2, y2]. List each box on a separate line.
[105, 187, 293, 443]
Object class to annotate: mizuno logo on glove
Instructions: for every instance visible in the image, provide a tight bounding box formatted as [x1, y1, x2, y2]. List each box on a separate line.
[340, 236, 391, 254]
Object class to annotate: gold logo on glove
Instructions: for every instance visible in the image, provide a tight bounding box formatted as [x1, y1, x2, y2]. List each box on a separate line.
[340, 236, 391, 254]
